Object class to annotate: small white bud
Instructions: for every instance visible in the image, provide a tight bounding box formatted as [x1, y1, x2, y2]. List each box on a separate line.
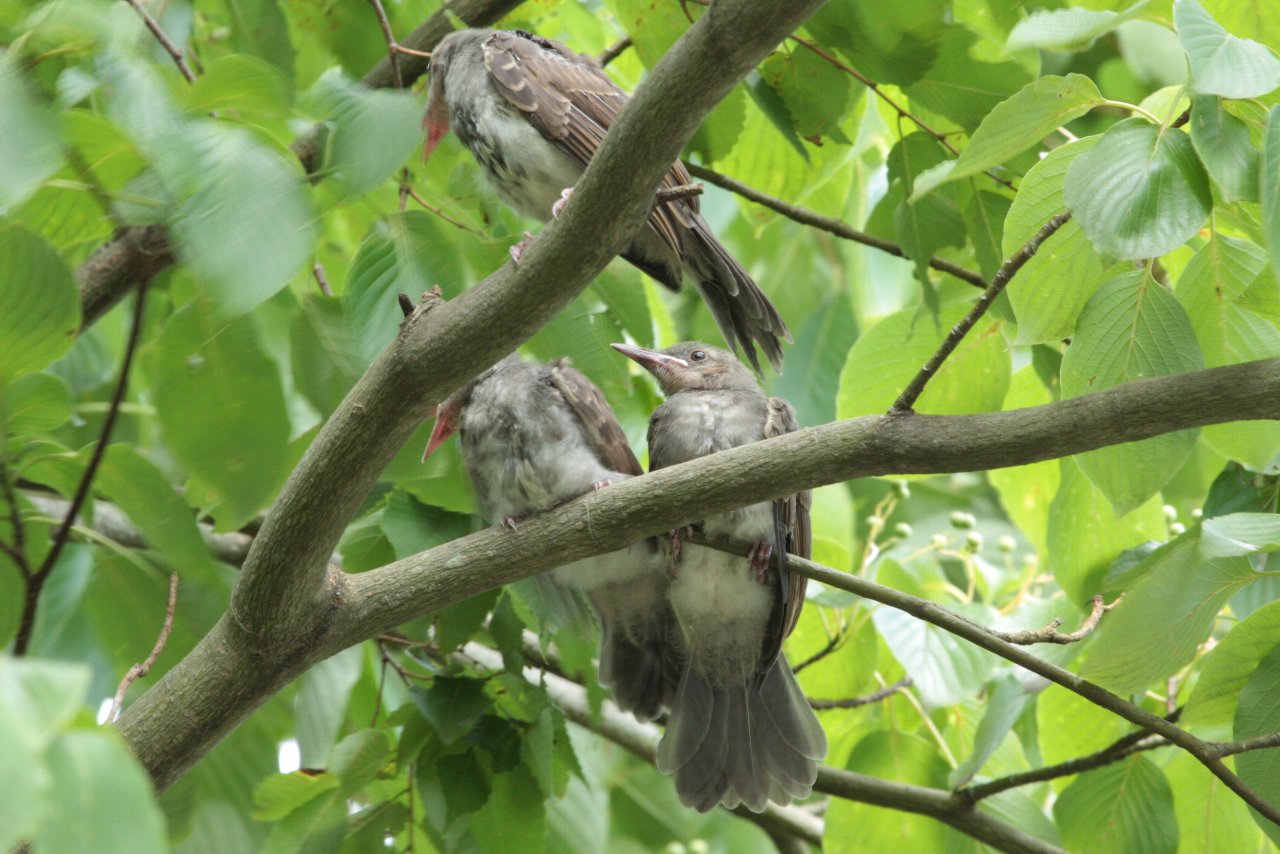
[894, 522, 913, 538]
[998, 535, 1017, 553]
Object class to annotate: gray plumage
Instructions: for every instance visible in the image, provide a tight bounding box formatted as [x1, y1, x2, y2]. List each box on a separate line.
[426, 354, 678, 720]
[423, 28, 789, 373]
[613, 341, 827, 813]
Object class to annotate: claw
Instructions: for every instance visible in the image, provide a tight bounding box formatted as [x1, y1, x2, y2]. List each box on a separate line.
[502, 516, 522, 531]
[551, 187, 574, 218]
[748, 540, 773, 584]
[509, 231, 536, 264]
[591, 479, 613, 492]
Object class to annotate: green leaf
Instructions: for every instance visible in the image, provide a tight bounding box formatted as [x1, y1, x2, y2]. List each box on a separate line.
[469, 764, 547, 854]
[1177, 235, 1280, 469]
[295, 646, 363, 768]
[227, 0, 295, 85]
[1175, 0, 1280, 99]
[252, 772, 340, 821]
[836, 304, 1010, 418]
[185, 54, 292, 116]
[411, 677, 490, 745]
[306, 70, 423, 197]
[1060, 270, 1204, 514]
[1047, 457, 1167, 604]
[760, 48, 853, 142]
[172, 120, 315, 318]
[260, 790, 345, 854]
[328, 728, 391, 796]
[0, 226, 81, 384]
[950, 675, 1030, 788]
[966, 190, 1012, 282]
[96, 445, 220, 577]
[2, 372, 72, 434]
[1201, 513, 1280, 557]
[1007, 2, 1150, 52]
[1064, 118, 1212, 260]
[1038, 682, 1131, 768]
[989, 368, 1060, 555]
[1185, 599, 1280, 729]
[33, 730, 167, 854]
[1265, 107, 1280, 292]
[1084, 535, 1260, 693]
[1165, 752, 1268, 853]
[437, 751, 491, 822]
[1003, 136, 1119, 344]
[1233, 642, 1280, 845]
[904, 29, 1033, 132]
[951, 75, 1105, 182]
[770, 292, 859, 427]
[1190, 96, 1260, 203]
[825, 731, 950, 851]
[0, 57, 63, 207]
[1054, 756, 1178, 854]
[148, 303, 290, 530]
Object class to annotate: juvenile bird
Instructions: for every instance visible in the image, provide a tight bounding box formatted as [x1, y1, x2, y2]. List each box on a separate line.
[612, 341, 827, 812]
[424, 354, 677, 720]
[423, 28, 789, 372]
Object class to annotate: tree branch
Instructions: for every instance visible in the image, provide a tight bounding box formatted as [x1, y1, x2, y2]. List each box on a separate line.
[684, 163, 988, 289]
[986, 594, 1111, 645]
[115, 0, 830, 792]
[810, 678, 911, 710]
[891, 212, 1072, 414]
[125, 0, 196, 83]
[108, 572, 179, 722]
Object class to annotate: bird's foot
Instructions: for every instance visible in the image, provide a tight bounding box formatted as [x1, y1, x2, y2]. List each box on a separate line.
[551, 187, 574, 218]
[502, 515, 524, 531]
[590, 479, 613, 492]
[747, 541, 773, 584]
[509, 231, 536, 264]
[666, 526, 694, 577]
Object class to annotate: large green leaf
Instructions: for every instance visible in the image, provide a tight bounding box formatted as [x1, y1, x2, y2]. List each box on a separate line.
[469, 764, 547, 854]
[825, 731, 950, 851]
[1185, 599, 1280, 729]
[1006, 1, 1151, 52]
[1064, 118, 1212, 260]
[305, 70, 423, 197]
[770, 291, 858, 427]
[759, 47, 853, 142]
[1047, 457, 1166, 604]
[1265, 107, 1280, 291]
[904, 29, 1032, 132]
[1, 372, 72, 435]
[836, 304, 1010, 417]
[988, 368, 1060, 556]
[185, 55, 292, 117]
[1190, 96, 1260, 203]
[0, 226, 81, 384]
[1177, 235, 1280, 469]
[1233, 643, 1280, 845]
[32, 730, 167, 854]
[148, 303, 290, 530]
[950, 75, 1104, 183]
[949, 675, 1030, 788]
[1060, 270, 1204, 514]
[294, 647, 364, 769]
[1200, 513, 1280, 558]
[1054, 756, 1178, 854]
[1003, 136, 1119, 344]
[1175, 0, 1280, 99]
[1165, 752, 1268, 853]
[0, 57, 62, 207]
[1083, 535, 1260, 693]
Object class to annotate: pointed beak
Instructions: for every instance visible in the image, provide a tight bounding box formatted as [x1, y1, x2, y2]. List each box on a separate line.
[422, 403, 457, 461]
[422, 89, 450, 161]
[610, 343, 689, 375]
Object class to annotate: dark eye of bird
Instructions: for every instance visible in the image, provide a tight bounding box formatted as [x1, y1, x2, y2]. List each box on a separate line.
[690, 350, 706, 361]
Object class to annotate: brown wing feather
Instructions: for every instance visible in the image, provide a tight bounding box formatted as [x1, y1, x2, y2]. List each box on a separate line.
[765, 397, 811, 643]
[548, 358, 643, 478]
[481, 31, 695, 255]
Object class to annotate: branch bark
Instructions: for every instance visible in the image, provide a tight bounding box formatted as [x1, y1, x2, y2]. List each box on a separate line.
[115, 0, 830, 792]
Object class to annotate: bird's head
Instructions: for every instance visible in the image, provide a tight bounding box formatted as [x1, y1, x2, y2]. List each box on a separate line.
[422, 28, 489, 159]
[611, 342, 759, 395]
[422, 353, 521, 460]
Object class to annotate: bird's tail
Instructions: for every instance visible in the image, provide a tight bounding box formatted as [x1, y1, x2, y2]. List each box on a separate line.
[684, 214, 790, 374]
[656, 655, 827, 812]
[598, 618, 679, 721]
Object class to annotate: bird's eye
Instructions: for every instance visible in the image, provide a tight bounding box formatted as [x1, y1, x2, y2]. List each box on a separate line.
[690, 350, 706, 361]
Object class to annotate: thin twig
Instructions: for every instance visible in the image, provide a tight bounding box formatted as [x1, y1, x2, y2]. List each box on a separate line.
[810, 678, 912, 710]
[14, 283, 149, 656]
[404, 187, 488, 236]
[125, 0, 196, 83]
[312, 262, 333, 297]
[65, 148, 127, 231]
[685, 163, 987, 289]
[108, 572, 178, 722]
[1211, 731, 1280, 758]
[792, 632, 842, 673]
[0, 466, 30, 579]
[890, 211, 1072, 414]
[366, 0, 404, 89]
[599, 36, 632, 67]
[655, 182, 704, 204]
[987, 594, 1113, 645]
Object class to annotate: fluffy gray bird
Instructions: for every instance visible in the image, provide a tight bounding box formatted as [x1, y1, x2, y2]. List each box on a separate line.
[612, 341, 827, 813]
[424, 354, 677, 720]
[423, 28, 789, 373]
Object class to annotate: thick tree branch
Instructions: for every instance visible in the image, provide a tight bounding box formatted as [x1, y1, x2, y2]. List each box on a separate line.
[684, 163, 987, 289]
[116, 0, 829, 792]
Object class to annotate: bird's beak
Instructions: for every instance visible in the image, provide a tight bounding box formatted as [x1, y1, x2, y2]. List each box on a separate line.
[422, 402, 458, 461]
[611, 343, 689, 375]
[422, 90, 450, 160]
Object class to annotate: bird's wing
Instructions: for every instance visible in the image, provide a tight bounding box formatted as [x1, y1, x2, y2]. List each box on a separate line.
[549, 358, 643, 478]
[481, 31, 696, 253]
[762, 397, 811, 660]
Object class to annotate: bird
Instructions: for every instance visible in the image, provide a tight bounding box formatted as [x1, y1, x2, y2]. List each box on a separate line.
[612, 340, 827, 813]
[422, 27, 790, 373]
[424, 353, 678, 720]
